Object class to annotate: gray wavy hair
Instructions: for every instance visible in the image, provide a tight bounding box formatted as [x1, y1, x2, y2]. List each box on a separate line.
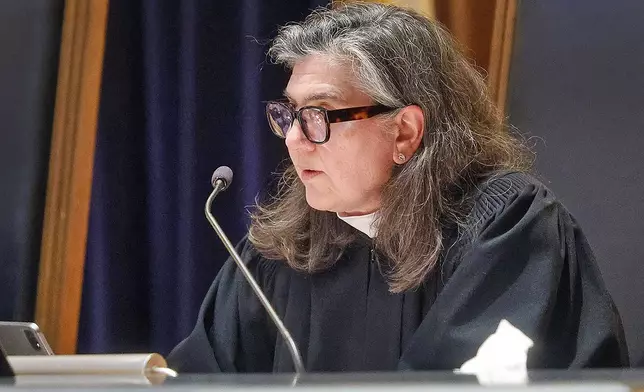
[249, 1, 530, 292]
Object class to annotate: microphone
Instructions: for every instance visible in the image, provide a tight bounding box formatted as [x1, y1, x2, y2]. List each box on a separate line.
[204, 166, 305, 374]
[210, 166, 233, 194]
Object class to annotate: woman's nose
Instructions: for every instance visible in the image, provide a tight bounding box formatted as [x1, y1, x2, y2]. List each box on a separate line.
[285, 119, 315, 151]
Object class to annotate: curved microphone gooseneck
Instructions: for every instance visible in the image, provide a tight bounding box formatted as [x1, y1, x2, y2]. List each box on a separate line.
[204, 166, 305, 375]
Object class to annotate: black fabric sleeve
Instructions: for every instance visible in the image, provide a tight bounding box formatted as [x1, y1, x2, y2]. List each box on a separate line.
[167, 237, 277, 373]
[399, 174, 629, 370]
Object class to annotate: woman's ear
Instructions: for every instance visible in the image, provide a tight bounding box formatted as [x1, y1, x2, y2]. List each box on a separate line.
[392, 105, 424, 164]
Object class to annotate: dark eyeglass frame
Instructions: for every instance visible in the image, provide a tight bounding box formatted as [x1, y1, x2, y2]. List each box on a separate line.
[265, 100, 397, 144]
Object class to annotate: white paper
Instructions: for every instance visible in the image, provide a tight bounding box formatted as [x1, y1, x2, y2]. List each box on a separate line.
[455, 319, 533, 385]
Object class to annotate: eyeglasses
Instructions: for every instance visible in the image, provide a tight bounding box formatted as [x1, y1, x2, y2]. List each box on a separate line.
[265, 101, 396, 144]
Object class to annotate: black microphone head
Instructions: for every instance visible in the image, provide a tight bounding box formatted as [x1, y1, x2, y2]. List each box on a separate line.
[211, 166, 233, 191]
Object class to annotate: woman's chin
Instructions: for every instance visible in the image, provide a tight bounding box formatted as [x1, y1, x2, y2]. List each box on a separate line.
[305, 199, 333, 212]
[304, 191, 338, 213]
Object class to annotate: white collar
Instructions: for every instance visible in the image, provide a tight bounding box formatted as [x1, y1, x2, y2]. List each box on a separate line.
[336, 211, 378, 238]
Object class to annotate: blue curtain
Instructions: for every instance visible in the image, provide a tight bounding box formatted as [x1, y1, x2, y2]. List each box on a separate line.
[79, 0, 327, 355]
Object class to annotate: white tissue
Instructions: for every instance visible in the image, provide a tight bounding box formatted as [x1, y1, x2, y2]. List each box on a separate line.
[455, 319, 534, 385]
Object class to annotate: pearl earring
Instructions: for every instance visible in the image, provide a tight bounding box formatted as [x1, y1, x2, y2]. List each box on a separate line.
[397, 153, 406, 163]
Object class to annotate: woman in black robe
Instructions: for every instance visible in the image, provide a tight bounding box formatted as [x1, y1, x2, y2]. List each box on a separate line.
[168, 2, 628, 372]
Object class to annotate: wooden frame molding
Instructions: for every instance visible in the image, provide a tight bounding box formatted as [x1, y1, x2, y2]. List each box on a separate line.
[488, 0, 518, 116]
[335, 1, 435, 18]
[35, 0, 109, 355]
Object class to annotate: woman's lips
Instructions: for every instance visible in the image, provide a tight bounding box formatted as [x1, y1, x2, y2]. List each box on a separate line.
[301, 169, 323, 181]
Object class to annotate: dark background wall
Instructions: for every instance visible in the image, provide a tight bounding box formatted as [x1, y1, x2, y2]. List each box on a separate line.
[0, 1, 64, 321]
[507, 0, 644, 364]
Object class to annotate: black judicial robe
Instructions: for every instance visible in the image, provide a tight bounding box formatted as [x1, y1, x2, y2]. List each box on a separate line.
[168, 172, 629, 372]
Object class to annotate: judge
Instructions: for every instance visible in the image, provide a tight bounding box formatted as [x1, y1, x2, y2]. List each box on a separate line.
[169, 2, 628, 372]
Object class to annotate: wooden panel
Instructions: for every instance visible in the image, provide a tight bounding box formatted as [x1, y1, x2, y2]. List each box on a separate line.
[35, 0, 109, 355]
[335, 0, 436, 17]
[487, 0, 517, 114]
[433, 0, 517, 114]
[434, 0, 497, 72]
[404, 0, 435, 17]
